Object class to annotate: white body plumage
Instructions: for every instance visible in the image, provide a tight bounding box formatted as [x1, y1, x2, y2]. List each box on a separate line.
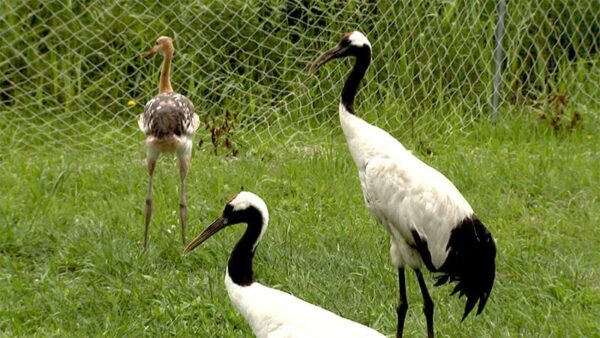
[225, 273, 385, 338]
[339, 103, 473, 270]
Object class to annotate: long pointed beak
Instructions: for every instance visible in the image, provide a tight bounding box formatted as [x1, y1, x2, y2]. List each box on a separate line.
[183, 216, 227, 253]
[144, 47, 159, 58]
[309, 45, 349, 74]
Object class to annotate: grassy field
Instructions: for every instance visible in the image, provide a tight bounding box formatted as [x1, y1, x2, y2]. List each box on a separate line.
[1, 0, 598, 336]
[1, 113, 599, 337]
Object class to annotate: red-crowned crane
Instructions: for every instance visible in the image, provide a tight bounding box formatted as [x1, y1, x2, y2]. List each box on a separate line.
[184, 191, 386, 338]
[310, 31, 496, 338]
[138, 36, 200, 249]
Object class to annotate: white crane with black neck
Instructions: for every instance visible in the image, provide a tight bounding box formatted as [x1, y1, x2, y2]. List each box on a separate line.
[138, 36, 200, 249]
[184, 191, 386, 338]
[310, 31, 496, 338]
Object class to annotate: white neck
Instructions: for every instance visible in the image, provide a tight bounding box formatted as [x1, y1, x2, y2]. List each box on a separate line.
[338, 102, 408, 172]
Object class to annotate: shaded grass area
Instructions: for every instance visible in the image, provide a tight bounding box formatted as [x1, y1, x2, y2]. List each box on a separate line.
[1, 117, 599, 336]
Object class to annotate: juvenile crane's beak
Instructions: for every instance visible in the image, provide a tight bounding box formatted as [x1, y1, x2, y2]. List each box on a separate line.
[309, 44, 350, 74]
[144, 46, 159, 58]
[183, 216, 228, 253]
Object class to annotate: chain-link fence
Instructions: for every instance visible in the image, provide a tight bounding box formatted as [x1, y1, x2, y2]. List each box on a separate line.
[1, 0, 598, 154]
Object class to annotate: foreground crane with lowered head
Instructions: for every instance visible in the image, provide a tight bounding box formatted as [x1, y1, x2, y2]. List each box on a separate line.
[184, 191, 386, 338]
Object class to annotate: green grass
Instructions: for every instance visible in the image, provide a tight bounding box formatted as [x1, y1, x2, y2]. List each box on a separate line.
[1, 1, 598, 335]
[1, 115, 599, 336]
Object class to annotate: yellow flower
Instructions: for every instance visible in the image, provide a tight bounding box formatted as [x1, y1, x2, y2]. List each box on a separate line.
[127, 100, 137, 107]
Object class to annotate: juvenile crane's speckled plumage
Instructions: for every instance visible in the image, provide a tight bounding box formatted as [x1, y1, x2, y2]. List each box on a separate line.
[139, 36, 200, 249]
[311, 31, 496, 338]
[139, 92, 197, 139]
[184, 192, 386, 338]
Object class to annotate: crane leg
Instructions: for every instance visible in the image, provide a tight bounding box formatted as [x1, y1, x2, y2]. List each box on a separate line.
[178, 152, 190, 245]
[415, 269, 434, 338]
[144, 151, 159, 250]
[396, 268, 408, 338]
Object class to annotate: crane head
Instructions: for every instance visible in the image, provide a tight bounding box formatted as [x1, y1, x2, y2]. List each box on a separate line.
[183, 192, 269, 253]
[309, 31, 372, 73]
[144, 36, 174, 58]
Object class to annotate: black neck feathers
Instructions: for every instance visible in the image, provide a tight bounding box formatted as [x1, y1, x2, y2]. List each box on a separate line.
[341, 46, 371, 114]
[228, 207, 264, 286]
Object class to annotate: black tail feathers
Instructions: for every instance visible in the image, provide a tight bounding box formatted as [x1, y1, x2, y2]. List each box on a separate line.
[436, 215, 496, 321]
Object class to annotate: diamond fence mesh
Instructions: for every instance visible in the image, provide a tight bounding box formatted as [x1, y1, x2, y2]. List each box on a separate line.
[1, 0, 598, 154]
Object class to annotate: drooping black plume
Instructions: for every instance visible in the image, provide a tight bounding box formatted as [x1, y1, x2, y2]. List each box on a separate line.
[435, 215, 496, 321]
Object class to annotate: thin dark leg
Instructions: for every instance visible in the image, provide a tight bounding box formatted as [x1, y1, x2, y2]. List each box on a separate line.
[178, 154, 190, 245]
[143, 154, 158, 250]
[415, 269, 434, 338]
[397, 268, 408, 338]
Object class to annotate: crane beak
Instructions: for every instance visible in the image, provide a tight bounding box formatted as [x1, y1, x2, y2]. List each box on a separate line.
[309, 45, 349, 73]
[144, 46, 159, 58]
[183, 216, 228, 253]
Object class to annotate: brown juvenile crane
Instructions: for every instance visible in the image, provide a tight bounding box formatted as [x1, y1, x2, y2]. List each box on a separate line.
[138, 36, 200, 249]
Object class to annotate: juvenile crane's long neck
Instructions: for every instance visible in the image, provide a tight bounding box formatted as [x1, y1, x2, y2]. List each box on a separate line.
[159, 49, 174, 94]
[228, 211, 265, 286]
[341, 48, 371, 114]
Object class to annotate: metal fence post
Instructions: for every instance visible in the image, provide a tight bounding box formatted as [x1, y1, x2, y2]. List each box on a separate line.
[492, 0, 506, 123]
